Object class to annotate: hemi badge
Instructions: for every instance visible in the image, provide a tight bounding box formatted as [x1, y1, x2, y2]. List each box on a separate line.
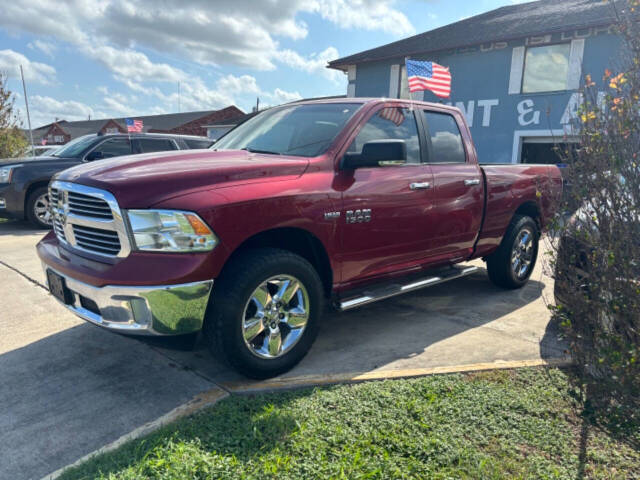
[324, 212, 341, 220]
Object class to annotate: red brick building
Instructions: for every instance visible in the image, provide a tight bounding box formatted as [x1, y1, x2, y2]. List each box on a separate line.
[32, 106, 244, 146]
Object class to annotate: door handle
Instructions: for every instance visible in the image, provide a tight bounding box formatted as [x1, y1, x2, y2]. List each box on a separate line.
[464, 179, 481, 186]
[410, 182, 431, 190]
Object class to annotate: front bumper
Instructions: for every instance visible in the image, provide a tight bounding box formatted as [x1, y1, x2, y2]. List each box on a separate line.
[43, 265, 213, 335]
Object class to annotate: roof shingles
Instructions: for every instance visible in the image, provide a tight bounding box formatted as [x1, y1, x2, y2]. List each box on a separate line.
[328, 0, 622, 69]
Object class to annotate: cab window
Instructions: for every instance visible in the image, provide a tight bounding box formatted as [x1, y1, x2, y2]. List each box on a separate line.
[348, 107, 421, 164]
[422, 111, 466, 164]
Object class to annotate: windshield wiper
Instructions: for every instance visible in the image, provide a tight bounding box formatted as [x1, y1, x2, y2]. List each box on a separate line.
[241, 147, 281, 155]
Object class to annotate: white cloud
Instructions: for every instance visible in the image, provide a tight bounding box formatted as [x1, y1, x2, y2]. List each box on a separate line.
[306, 0, 414, 36]
[27, 95, 94, 126]
[27, 39, 57, 58]
[277, 46, 343, 82]
[82, 45, 186, 83]
[102, 96, 132, 116]
[0, 49, 56, 85]
[0, 1, 413, 71]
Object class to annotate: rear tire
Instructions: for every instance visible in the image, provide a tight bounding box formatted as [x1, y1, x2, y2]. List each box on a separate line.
[486, 215, 539, 289]
[203, 248, 324, 379]
[26, 187, 53, 229]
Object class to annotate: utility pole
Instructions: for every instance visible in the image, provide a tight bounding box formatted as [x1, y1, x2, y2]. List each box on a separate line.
[178, 82, 181, 113]
[20, 65, 35, 156]
[256, 97, 259, 112]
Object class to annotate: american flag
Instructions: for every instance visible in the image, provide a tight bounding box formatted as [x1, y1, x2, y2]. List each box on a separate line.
[379, 107, 405, 126]
[406, 59, 452, 98]
[125, 118, 143, 133]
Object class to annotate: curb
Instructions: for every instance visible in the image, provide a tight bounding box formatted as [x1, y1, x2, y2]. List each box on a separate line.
[40, 387, 228, 480]
[222, 357, 573, 393]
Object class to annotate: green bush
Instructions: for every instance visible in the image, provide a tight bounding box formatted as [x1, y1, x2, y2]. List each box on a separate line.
[552, 0, 639, 419]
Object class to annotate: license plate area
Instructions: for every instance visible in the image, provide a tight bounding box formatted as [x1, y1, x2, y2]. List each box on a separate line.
[47, 270, 74, 305]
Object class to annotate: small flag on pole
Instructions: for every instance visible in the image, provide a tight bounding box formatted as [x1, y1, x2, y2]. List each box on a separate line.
[405, 59, 452, 98]
[41, 138, 47, 145]
[125, 118, 143, 133]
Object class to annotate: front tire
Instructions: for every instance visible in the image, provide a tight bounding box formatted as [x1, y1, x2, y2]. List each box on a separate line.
[26, 187, 53, 229]
[203, 248, 324, 379]
[486, 215, 539, 289]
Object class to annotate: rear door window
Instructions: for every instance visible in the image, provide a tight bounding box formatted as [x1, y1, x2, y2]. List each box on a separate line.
[422, 112, 467, 163]
[137, 138, 178, 153]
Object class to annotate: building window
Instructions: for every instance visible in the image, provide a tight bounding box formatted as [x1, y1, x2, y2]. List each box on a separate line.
[522, 43, 571, 93]
[104, 127, 119, 134]
[54, 135, 64, 143]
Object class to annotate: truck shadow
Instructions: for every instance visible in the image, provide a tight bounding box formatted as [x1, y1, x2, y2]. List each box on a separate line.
[149, 266, 565, 383]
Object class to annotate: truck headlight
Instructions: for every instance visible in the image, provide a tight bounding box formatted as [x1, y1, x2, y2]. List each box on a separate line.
[126, 210, 218, 252]
[0, 166, 16, 184]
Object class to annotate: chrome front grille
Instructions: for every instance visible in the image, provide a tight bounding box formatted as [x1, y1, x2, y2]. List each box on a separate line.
[72, 224, 121, 256]
[67, 191, 113, 220]
[50, 188, 67, 242]
[49, 181, 130, 259]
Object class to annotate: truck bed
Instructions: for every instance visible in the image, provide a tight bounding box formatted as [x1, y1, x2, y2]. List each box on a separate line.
[475, 164, 563, 257]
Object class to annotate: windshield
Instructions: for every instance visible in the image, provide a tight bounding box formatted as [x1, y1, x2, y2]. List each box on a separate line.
[214, 103, 361, 157]
[53, 135, 97, 158]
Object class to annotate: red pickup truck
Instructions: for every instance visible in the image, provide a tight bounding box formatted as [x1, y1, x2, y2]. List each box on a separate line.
[37, 98, 562, 378]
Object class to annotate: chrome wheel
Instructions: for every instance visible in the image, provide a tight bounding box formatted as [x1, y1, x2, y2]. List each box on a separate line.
[242, 275, 310, 359]
[33, 193, 52, 226]
[511, 228, 534, 279]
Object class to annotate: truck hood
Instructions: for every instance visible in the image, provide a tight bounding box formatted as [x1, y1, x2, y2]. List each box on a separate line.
[55, 149, 310, 208]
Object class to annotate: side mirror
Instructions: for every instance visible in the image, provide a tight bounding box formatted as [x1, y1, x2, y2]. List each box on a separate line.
[342, 140, 407, 170]
[85, 151, 104, 161]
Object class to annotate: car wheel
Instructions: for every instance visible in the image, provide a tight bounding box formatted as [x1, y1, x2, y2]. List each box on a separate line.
[486, 214, 539, 289]
[203, 248, 323, 379]
[26, 187, 53, 229]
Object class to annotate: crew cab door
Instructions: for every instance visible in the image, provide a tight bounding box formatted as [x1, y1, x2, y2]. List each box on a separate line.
[337, 105, 436, 287]
[419, 109, 485, 261]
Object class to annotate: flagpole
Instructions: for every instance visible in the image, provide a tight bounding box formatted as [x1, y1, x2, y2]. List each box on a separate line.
[404, 56, 416, 103]
[20, 65, 35, 156]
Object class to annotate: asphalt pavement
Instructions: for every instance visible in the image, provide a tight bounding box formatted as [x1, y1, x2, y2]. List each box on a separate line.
[0, 219, 567, 480]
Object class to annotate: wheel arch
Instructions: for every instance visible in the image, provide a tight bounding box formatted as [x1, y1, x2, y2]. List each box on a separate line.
[514, 201, 541, 231]
[223, 227, 333, 298]
[24, 181, 50, 219]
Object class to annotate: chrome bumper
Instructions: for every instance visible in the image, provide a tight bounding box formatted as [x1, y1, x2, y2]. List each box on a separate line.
[43, 265, 213, 335]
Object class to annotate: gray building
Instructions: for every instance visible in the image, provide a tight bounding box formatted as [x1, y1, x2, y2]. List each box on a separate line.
[328, 0, 627, 164]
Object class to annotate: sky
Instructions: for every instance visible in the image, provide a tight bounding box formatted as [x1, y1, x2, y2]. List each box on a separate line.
[0, 0, 526, 128]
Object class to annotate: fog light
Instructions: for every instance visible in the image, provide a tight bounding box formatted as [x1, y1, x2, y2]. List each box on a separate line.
[0, 198, 5, 209]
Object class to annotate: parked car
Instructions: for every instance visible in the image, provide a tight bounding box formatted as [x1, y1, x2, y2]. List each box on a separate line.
[37, 99, 562, 378]
[0, 133, 213, 228]
[554, 184, 639, 308]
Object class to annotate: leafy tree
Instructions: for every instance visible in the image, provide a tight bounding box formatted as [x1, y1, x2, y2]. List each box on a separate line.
[0, 72, 28, 158]
[552, 0, 639, 426]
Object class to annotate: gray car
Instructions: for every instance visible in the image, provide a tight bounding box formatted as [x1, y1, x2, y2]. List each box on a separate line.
[0, 133, 213, 228]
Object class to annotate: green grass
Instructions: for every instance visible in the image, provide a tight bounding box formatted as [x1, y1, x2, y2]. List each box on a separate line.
[59, 368, 639, 480]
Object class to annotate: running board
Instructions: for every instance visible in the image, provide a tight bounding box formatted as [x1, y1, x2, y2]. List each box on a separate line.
[338, 265, 479, 311]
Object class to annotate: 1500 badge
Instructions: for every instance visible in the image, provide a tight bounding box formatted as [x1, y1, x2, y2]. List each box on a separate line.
[346, 209, 372, 224]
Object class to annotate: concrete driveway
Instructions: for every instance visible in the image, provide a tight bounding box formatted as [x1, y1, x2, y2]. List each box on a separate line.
[0, 219, 567, 480]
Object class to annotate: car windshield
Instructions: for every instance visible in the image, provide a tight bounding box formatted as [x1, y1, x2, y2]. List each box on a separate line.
[52, 135, 97, 158]
[213, 103, 361, 157]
